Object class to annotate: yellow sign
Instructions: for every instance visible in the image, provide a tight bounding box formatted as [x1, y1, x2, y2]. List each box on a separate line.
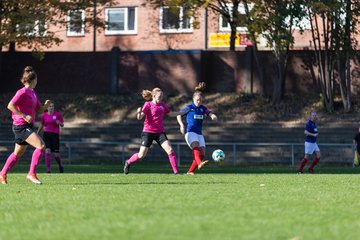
[209, 33, 241, 48]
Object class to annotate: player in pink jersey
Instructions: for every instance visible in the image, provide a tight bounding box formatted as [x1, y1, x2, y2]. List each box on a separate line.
[0, 66, 50, 185]
[123, 88, 179, 174]
[38, 101, 64, 173]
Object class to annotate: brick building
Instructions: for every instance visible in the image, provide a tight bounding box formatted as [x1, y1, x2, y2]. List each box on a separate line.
[10, 1, 325, 52]
[2, 1, 360, 95]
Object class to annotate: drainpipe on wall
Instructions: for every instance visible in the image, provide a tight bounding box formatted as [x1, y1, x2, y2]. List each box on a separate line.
[204, 7, 208, 50]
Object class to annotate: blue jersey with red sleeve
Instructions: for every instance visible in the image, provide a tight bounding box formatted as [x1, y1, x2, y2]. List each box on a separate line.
[179, 103, 211, 135]
[305, 120, 318, 143]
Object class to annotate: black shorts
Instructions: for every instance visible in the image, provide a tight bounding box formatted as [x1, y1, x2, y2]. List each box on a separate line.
[43, 132, 60, 152]
[141, 132, 168, 148]
[12, 124, 34, 145]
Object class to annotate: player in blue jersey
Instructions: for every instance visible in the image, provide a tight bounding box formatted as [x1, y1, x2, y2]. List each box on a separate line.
[176, 82, 217, 175]
[298, 111, 321, 174]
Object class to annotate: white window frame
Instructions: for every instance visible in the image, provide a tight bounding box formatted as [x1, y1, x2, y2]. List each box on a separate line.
[67, 10, 85, 36]
[105, 7, 137, 35]
[219, 3, 253, 33]
[17, 20, 47, 37]
[159, 6, 193, 33]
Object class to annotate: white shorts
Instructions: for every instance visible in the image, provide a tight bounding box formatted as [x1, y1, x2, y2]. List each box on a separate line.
[185, 132, 206, 148]
[305, 142, 320, 155]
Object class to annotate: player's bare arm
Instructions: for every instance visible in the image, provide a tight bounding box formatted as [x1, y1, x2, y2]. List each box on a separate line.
[176, 115, 185, 135]
[209, 113, 218, 121]
[37, 123, 44, 134]
[136, 107, 145, 120]
[37, 99, 51, 113]
[7, 101, 32, 124]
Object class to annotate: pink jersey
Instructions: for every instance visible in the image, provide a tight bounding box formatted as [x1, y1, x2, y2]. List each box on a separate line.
[142, 101, 170, 133]
[41, 111, 64, 134]
[10, 87, 41, 125]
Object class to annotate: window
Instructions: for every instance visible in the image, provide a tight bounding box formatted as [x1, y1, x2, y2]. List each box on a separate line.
[105, 7, 137, 35]
[17, 20, 47, 37]
[67, 10, 85, 36]
[160, 6, 193, 33]
[219, 3, 253, 33]
[285, 4, 311, 30]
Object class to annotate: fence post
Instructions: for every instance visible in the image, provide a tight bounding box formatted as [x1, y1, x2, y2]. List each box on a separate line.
[291, 144, 294, 166]
[233, 144, 236, 165]
[121, 144, 125, 164]
[66, 142, 72, 163]
[352, 144, 355, 168]
[177, 143, 181, 166]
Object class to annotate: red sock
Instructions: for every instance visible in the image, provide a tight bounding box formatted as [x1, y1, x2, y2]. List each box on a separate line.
[309, 157, 320, 171]
[188, 160, 198, 173]
[193, 147, 202, 165]
[299, 158, 308, 172]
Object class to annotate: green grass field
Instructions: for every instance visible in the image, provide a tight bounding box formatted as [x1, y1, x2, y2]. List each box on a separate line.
[1, 164, 360, 240]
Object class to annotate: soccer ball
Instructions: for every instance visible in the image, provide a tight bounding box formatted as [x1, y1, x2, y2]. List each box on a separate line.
[212, 149, 225, 162]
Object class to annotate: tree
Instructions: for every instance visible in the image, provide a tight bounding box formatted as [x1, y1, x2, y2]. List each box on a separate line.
[0, 0, 116, 72]
[145, 0, 307, 103]
[305, 1, 360, 112]
[248, 0, 307, 104]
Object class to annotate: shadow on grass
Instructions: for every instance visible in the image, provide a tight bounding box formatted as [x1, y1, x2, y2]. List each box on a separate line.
[5, 163, 360, 174]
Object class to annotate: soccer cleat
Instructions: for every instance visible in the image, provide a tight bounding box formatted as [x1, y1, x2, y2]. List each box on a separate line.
[297, 171, 303, 175]
[197, 160, 209, 170]
[124, 161, 130, 175]
[186, 172, 194, 175]
[26, 174, 42, 185]
[308, 169, 314, 174]
[0, 175, 7, 184]
[59, 166, 64, 173]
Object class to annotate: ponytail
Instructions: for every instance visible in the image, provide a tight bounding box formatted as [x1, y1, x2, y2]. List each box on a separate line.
[141, 90, 153, 101]
[21, 66, 37, 85]
[193, 82, 206, 98]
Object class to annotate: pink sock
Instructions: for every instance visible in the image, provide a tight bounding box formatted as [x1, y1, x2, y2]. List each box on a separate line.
[1, 153, 19, 176]
[45, 153, 51, 172]
[127, 153, 140, 164]
[55, 155, 63, 167]
[168, 152, 179, 174]
[29, 148, 43, 175]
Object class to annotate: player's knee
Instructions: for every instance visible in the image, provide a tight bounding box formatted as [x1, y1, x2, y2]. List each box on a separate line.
[190, 142, 200, 149]
[138, 152, 146, 159]
[164, 146, 173, 155]
[38, 142, 46, 150]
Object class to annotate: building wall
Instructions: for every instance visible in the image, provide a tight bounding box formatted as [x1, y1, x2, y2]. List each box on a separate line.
[9, 1, 344, 52]
[14, 0, 207, 52]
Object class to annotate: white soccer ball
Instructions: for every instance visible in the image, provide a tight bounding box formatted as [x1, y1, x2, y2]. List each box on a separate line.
[212, 149, 225, 162]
